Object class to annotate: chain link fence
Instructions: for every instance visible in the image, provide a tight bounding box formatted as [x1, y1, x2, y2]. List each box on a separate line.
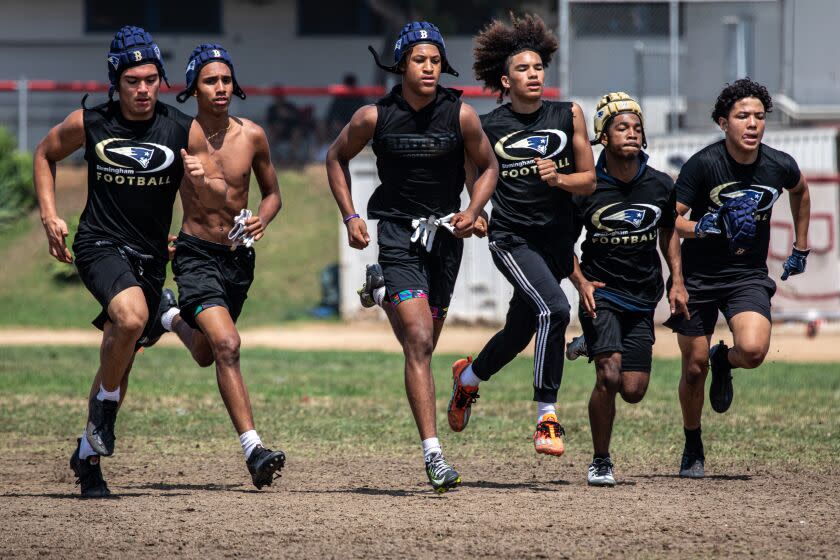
[558, 0, 786, 135]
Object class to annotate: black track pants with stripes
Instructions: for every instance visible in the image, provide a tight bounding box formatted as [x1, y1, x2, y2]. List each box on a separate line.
[472, 237, 571, 402]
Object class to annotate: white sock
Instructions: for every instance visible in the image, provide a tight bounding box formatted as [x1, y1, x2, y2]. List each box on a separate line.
[239, 429, 262, 460]
[421, 437, 442, 460]
[537, 402, 556, 423]
[161, 307, 180, 332]
[79, 431, 96, 460]
[459, 363, 481, 388]
[373, 286, 386, 307]
[96, 384, 120, 402]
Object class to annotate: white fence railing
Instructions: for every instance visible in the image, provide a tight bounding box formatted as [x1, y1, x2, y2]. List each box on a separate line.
[340, 128, 840, 325]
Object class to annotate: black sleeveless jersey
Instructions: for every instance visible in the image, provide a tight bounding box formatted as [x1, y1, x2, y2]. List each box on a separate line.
[675, 140, 800, 294]
[78, 101, 191, 259]
[480, 101, 578, 236]
[368, 85, 465, 222]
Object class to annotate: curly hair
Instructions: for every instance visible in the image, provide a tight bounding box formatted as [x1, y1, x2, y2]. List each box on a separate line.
[473, 13, 558, 102]
[711, 77, 773, 123]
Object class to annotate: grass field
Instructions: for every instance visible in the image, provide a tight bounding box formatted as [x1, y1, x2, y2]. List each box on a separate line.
[0, 164, 338, 328]
[2, 346, 839, 558]
[2, 346, 837, 465]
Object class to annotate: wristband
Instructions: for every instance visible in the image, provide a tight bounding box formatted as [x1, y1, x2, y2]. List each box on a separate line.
[343, 213, 360, 224]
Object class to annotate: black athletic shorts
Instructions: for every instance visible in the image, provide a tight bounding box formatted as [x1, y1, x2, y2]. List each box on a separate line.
[579, 298, 655, 373]
[172, 232, 255, 330]
[663, 279, 775, 336]
[377, 219, 463, 320]
[73, 234, 166, 343]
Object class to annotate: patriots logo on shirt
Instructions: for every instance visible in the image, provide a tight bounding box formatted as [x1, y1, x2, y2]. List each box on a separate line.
[604, 208, 647, 228]
[106, 146, 155, 169]
[721, 189, 763, 205]
[709, 182, 779, 212]
[506, 135, 549, 155]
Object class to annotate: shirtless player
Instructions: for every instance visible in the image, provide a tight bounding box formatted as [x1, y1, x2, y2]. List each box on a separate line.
[162, 44, 285, 489]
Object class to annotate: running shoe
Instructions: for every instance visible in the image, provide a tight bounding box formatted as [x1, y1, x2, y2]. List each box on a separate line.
[709, 340, 733, 413]
[247, 445, 286, 489]
[140, 288, 178, 348]
[424, 452, 461, 493]
[587, 456, 616, 487]
[679, 447, 705, 479]
[85, 397, 118, 457]
[357, 263, 385, 308]
[70, 438, 111, 498]
[565, 335, 588, 361]
[447, 357, 479, 432]
[533, 413, 566, 456]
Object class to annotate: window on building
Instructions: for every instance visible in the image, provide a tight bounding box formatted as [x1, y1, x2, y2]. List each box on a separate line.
[571, 2, 677, 37]
[297, 0, 517, 36]
[85, 0, 223, 34]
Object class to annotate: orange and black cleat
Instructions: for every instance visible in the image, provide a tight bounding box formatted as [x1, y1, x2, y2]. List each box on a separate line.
[447, 356, 479, 432]
[533, 413, 566, 456]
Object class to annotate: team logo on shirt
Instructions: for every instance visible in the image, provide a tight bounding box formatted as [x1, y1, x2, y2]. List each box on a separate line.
[495, 129, 567, 161]
[592, 202, 662, 234]
[507, 135, 549, 155]
[106, 146, 155, 169]
[94, 138, 175, 174]
[604, 207, 647, 229]
[709, 181, 779, 212]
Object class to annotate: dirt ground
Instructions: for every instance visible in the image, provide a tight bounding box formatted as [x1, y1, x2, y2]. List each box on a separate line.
[1, 449, 838, 559]
[3, 320, 840, 362]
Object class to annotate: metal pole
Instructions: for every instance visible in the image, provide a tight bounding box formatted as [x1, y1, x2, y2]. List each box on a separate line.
[669, 0, 679, 132]
[558, 0, 570, 98]
[634, 42, 645, 108]
[17, 78, 27, 152]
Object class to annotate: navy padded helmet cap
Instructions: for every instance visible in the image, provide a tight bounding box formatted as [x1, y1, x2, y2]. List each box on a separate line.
[176, 43, 246, 103]
[107, 25, 169, 99]
[368, 21, 458, 77]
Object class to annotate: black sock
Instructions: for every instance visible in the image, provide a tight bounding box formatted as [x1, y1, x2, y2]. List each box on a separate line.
[594, 453, 610, 461]
[684, 426, 704, 455]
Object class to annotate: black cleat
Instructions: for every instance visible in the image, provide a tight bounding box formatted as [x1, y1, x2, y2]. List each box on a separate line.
[85, 397, 118, 456]
[70, 439, 111, 498]
[709, 340, 734, 413]
[424, 452, 462, 493]
[357, 264, 385, 308]
[247, 446, 286, 489]
[679, 447, 705, 479]
[139, 288, 178, 348]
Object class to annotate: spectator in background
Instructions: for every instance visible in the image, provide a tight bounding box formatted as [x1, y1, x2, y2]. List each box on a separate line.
[266, 87, 310, 167]
[326, 73, 367, 138]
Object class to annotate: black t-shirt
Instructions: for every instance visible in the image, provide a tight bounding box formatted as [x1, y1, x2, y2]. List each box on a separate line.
[676, 140, 800, 295]
[574, 152, 676, 308]
[77, 101, 191, 259]
[368, 85, 465, 222]
[480, 101, 577, 238]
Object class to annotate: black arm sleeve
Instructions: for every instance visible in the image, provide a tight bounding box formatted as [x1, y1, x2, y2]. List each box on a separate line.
[783, 154, 802, 190]
[661, 179, 677, 229]
[674, 152, 704, 208]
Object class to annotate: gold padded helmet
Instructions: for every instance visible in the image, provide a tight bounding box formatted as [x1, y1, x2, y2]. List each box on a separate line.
[592, 91, 646, 148]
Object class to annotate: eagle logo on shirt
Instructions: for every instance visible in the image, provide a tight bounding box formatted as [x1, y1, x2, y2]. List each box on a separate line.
[106, 146, 155, 169]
